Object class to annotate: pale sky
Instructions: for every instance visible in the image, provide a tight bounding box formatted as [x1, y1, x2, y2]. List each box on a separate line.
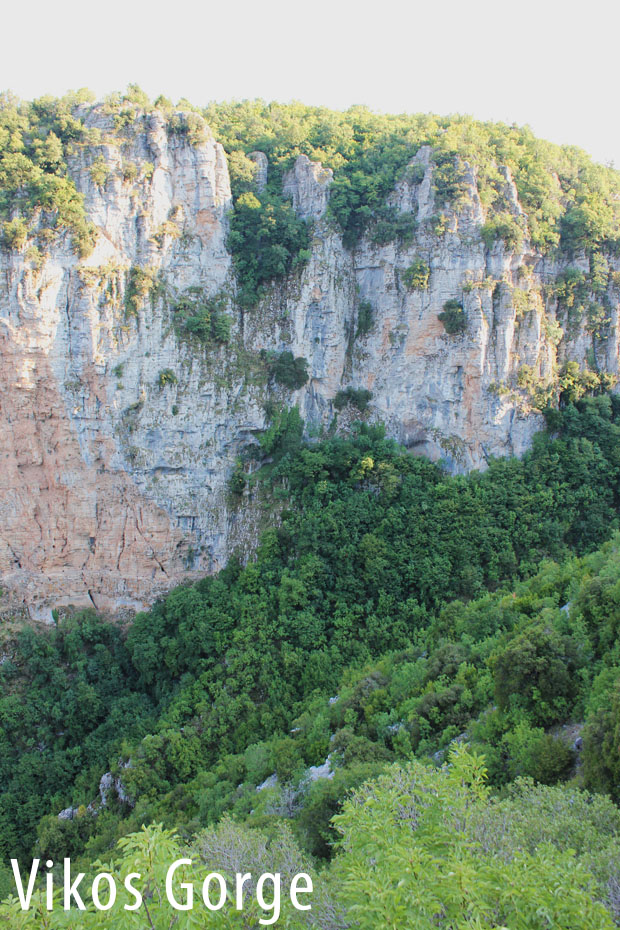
[3, 0, 619, 166]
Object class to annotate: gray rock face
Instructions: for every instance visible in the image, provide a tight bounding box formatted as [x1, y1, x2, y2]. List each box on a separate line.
[303, 757, 334, 783]
[248, 151, 268, 191]
[58, 806, 79, 821]
[256, 773, 278, 792]
[1, 106, 618, 613]
[283, 154, 333, 219]
[99, 769, 131, 806]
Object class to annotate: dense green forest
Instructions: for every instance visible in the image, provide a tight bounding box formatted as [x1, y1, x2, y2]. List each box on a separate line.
[3, 396, 620, 925]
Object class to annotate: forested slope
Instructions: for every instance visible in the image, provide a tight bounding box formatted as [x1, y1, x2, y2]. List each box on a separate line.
[2, 396, 620, 926]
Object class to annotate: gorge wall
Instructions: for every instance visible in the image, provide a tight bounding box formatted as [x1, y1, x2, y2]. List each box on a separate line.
[1, 104, 619, 617]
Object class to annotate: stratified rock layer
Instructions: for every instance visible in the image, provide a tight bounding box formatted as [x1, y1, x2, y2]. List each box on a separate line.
[1, 107, 618, 615]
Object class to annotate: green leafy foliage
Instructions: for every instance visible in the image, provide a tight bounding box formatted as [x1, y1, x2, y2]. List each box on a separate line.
[333, 387, 373, 411]
[355, 300, 374, 337]
[491, 622, 584, 725]
[0, 821, 320, 928]
[228, 458, 246, 497]
[402, 257, 430, 289]
[257, 403, 304, 460]
[333, 745, 616, 929]
[2, 217, 29, 251]
[438, 298, 467, 334]
[3, 90, 620, 926]
[2, 397, 620, 870]
[0, 613, 155, 863]
[480, 211, 524, 250]
[205, 101, 620, 254]
[265, 351, 309, 390]
[227, 190, 310, 308]
[0, 91, 96, 256]
[3, 91, 620, 293]
[5, 751, 620, 926]
[167, 110, 211, 146]
[558, 360, 616, 405]
[124, 265, 159, 317]
[172, 288, 231, 344]
[158, 368, 178, 388]
[368, 205, 417, 246]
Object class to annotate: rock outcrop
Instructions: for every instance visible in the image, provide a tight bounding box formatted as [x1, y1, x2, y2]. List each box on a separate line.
[1, 106, 619, 615]
[283, 155, 333, 219]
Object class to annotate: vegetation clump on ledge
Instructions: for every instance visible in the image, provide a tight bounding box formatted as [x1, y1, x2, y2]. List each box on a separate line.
[172, 288, 232, 345]
[264, 350, 309, 390]
[157, 368, 177, 388]
[334, 386, 373, 411]
[402, 257, 431, 290]
[0, 89, 98, 257]
[439, 298, 467, 333]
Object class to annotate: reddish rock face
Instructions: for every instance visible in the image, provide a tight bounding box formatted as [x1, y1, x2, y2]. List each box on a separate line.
[0, 272, 189, 617]
[0, 106, 235, 618]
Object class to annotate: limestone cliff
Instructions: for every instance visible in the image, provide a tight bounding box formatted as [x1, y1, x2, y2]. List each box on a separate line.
[1, 104, 618, 616]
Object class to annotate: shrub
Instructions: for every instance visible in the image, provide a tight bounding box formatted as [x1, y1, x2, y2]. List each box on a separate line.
[481, 213, 524, 251]
[150, 219, 181, 248]
[122, 161, 139, 183]
[582, 679, 620, 800]
[172, 289, 231, 345]
[125, 265, 158, 317]
[228, 458, 246, 497]
[558, 361, 616, 405]
[560, 198, 619, 254]
[89, 157, 109, 187]
[587, 302, 610, 338]
[334, 387, 373, 411]
[206, 101, 620, 255]
[439, 299, 467, 334]
[402, 258, 430, 290]
[0, 93, 97, 257]
[553, 268, 589, 308]
[429, 212, 449, 236]
[258, 404, 304, 458]
[123, 84, 151, 109]
[370, 207, 417, 246]
[298, 763, 381, 859]
[431, 151, 471, 206]
[406, 162, 426, 184]
[268, 351, 309, 390]
[590, 251, 610, 295]
[167, 111, 210, 147]
[491, 623, 583, 727]
[502, 723, 575, 784]
[158, 369, 178, 388]
[356, 300, 374, 338]
[333, 745, 614, 930]
[211, 312, 231, 343]
[2, 217, 29, 251]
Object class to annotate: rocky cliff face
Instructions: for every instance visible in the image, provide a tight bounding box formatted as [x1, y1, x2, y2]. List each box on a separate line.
[1, 106, 618, 616]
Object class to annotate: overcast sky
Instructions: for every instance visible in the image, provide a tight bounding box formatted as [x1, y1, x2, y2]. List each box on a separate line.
[4, 0, 619, 166]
